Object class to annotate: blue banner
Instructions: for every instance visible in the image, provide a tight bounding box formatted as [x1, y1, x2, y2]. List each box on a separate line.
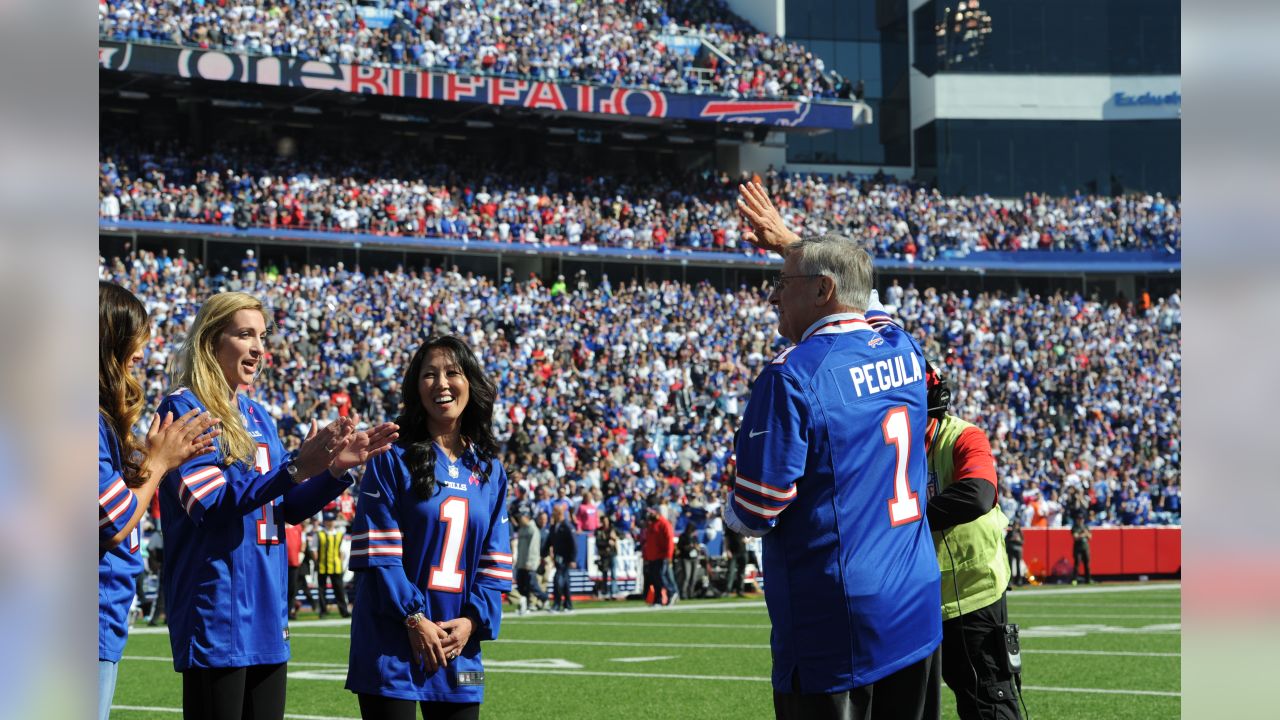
[99, 40, 871, 131]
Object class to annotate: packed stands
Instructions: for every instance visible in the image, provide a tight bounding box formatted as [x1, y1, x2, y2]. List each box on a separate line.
[97, 0, 847, 100]
[99, 248, 1182, 530]
[99, 144, 1183, 258]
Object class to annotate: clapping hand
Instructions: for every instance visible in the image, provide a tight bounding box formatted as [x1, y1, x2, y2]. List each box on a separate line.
[292, 417, 356, 480]
[144, 409, 221, 479]
[329, 414, 400, 474]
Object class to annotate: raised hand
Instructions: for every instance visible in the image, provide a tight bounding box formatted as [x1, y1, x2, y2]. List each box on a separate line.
[737, 181, 801, 256]
[329, 414, 400, 474]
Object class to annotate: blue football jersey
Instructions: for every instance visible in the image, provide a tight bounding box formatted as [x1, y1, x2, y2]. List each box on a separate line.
[346, 443, 512, 703]
[726, 312, 942, 693]
[98, 415, 142, 662]
[157, 388, 353, 671]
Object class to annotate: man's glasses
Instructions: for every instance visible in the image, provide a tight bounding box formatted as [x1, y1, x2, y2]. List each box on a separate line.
[771, 273, 823, 291]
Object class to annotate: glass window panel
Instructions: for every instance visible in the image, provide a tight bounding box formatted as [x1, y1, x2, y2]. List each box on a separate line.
[786, 3, 812, 38]
[861, 43, 883, 97]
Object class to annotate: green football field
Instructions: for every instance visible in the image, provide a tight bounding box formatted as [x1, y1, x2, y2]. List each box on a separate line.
[112, 582, 1180, 719]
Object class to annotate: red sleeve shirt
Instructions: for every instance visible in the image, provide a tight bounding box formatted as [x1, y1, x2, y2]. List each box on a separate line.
[952, 425, 998, 493]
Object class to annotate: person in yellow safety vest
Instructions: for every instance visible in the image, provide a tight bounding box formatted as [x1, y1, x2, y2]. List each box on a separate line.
[921, 360, 1023, 720]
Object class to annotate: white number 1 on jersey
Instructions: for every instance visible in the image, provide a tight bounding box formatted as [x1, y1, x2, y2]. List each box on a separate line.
[254, 443, 280, 545]
[429, 496, 469, 592]
[883, 407, 922, 526]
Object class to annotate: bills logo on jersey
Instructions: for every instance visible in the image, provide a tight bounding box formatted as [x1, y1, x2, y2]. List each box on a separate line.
[868, 335, 885, 348]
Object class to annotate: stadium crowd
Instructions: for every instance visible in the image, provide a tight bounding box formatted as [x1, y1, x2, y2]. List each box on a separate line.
[99, 144, 1183, 258]
[97, 0, 846, 100]
[99, 246, 1181, 534]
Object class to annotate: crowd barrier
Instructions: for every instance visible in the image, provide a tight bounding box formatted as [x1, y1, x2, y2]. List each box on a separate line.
[1021, 526, 1181, 579]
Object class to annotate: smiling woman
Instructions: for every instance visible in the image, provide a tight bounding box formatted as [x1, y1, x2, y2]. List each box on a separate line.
[346, 335, 512, 720]
[155, 291, 399, 720]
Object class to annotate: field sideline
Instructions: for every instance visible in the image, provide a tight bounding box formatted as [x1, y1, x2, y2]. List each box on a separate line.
[113, 582, 1180, 719]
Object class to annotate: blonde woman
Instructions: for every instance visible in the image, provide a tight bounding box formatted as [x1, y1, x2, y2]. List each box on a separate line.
[99, 281, 219, 720]
[156, 291, 398, 720]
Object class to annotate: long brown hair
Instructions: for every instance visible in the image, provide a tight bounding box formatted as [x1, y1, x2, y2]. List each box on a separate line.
[170, 292, 271, 466]
[99, 281, 151, 486]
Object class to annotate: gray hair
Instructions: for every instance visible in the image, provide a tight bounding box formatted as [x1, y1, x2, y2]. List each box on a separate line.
[793, 233, 874, 311]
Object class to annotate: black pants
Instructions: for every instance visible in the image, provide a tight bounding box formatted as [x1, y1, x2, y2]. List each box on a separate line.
[286, 565, 315, 617]
[774, 647, 940, 720]
[357, 693, 480, 720]
[318, 573, 349, 617]
[726, 552, 747, 594]
[1006, 549, 1023, 585]
[182, 662, 287, 720]
[1072, 542, 1092, 583]
[941, 593, 1022, 720]
[642, 559, 666, 605]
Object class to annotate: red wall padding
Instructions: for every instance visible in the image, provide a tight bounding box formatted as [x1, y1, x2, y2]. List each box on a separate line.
[1020, 527, 1180, 578]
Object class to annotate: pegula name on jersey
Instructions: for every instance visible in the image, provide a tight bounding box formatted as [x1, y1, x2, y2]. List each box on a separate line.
[846, 352, 924, 398]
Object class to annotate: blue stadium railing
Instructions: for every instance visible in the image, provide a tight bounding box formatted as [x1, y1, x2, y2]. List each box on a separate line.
[101, 220, 1182, 274]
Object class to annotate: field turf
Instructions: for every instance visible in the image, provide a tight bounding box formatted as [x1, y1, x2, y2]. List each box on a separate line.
[112, 581, 1180, 719]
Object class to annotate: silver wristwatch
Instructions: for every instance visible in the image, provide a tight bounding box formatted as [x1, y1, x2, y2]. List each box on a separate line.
[405, 612, 426, 628]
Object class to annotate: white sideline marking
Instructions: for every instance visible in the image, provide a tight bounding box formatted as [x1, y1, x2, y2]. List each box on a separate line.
[254, 638, 1181, 658]
[611, 656, 676, 663]
[1024, 649, 1180, 658]
[1005, 583, 1180, 598]
[113, 706, 355, 720]
[503, 600, 769, 619]
[1021, 623, 1181, 638]
[281, 666, 1183, 696]
[121, 657, 1180, 697]
[1005, 602, 1181, 609]
[1022, 685, 1180, 698]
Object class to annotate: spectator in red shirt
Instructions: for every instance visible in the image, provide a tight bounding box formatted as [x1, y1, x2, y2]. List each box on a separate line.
[640, 508, 676, 606]
[330, 385, 351, 418]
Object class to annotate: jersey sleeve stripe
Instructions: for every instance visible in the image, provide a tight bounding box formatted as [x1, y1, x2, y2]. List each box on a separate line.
[181, 466, 222, 486]
[480, 553, 513, 564]
[350, 529, 403, 542]
[99, 476, 127, 504]
[734, 475, 797, 501]
[477, 567, 514, 581]
[349, 546, 403, 557]
[735, 493, 790, 519]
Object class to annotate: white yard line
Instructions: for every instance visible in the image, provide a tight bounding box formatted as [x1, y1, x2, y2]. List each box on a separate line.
[261, 639, 1180, 658]
[1005, 583, 1180, 598]
[1021, 685, 1180, 698]
[112, 705, 356, 720]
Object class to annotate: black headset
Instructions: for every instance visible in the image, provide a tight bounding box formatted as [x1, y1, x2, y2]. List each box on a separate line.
[926, 360, 952, 419]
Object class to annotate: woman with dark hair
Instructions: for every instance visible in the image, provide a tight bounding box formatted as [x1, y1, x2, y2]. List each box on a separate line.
[99, 281, 219, 720]
[347, 335, 513, 720]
